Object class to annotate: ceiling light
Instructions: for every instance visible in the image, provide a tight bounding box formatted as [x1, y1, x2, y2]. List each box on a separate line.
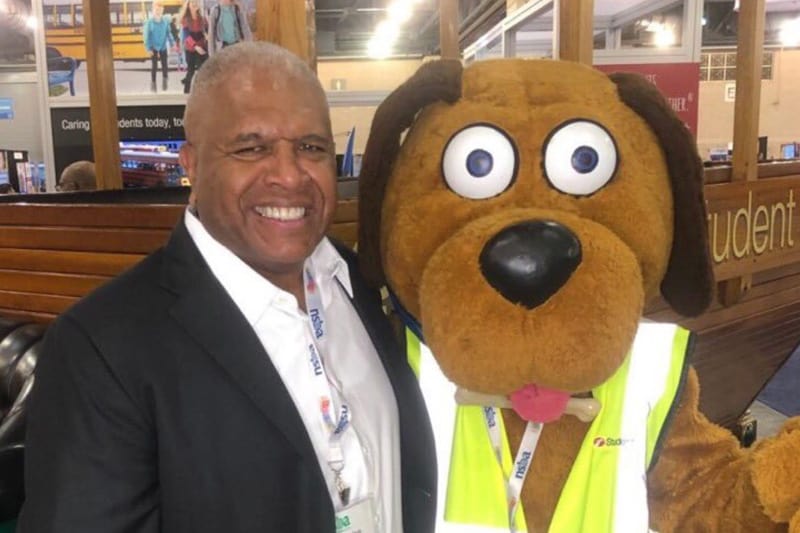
[375, 19, 401, 43]
[780, 17, 800, 47]
[368, 0, 421, 59]
[654, 26, 676, 47]
[367, 37, 392, 59]
[387, 2, 413, 24]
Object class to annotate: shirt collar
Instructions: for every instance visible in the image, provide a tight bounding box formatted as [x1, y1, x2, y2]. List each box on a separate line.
[309, 236, 353, 299]
[183, 207, 352, 325]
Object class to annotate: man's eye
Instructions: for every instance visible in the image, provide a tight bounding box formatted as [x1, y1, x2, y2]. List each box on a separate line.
[232, 146, 265, 158]
[298, 142, 328, 153]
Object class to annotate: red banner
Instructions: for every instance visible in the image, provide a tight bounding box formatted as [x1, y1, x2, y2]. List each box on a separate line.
[595, 62, 700, 136]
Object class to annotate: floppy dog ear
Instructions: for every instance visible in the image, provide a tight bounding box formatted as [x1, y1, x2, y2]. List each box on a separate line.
[610, 72, 714, 317]
[358, 59, 463, 288]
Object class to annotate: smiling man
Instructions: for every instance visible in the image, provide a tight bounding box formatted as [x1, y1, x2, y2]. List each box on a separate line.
[20, 42, 436, 533]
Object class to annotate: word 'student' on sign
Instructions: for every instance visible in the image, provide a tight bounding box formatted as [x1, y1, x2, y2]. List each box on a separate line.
[707, 189, 796, 263]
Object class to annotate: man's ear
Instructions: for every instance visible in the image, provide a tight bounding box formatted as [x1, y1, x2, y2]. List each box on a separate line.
[179, 143, 198, 206]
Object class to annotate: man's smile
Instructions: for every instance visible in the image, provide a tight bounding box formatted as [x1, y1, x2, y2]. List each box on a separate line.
[254, 205, 307, 221]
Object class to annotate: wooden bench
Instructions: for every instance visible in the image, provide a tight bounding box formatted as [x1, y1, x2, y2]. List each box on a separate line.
[0, 188, 358, 324]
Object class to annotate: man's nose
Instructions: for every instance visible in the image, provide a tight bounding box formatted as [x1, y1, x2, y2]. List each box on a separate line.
[265, 142, 306, 187]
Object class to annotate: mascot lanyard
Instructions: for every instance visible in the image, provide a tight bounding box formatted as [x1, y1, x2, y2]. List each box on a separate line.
[483, 407, 544, 533]
[304, 268, 353, 507]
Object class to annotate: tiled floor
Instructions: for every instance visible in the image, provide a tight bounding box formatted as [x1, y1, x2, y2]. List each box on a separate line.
[750, 400, 788, 439]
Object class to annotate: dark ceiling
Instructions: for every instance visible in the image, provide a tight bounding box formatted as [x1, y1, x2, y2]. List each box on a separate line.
[318, 0, 800, 56]
[314, 0, 440, 57]
[702, 0, 800, 46]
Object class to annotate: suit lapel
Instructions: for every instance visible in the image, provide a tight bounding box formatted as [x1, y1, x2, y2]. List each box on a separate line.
[340, 249, 415, 400]
[161, 222, 318, 463]
[340, 249, 433, 432]
[338, 246, 438, 524]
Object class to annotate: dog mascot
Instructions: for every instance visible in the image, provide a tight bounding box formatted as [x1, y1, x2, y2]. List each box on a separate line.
[357, 59, 800, 532]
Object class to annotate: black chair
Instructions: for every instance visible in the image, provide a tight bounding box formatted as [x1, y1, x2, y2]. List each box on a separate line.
[0, 324, 44, 419]
[0, 320, 19, 345]
[0, 341, 41, 445]
[0, 444, 24, 523]
[0, 323, 46, 523]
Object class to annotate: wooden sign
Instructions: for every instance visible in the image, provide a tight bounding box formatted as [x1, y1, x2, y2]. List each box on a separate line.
[705, 176, 800, 280]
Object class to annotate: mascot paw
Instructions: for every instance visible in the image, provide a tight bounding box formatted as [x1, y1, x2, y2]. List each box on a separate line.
[776, 416, 800, 436]
[509, 385, 570, 423]
[752, 418, 800, 522]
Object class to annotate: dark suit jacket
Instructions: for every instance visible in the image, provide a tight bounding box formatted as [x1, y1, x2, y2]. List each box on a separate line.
[19, 221, 437, 532]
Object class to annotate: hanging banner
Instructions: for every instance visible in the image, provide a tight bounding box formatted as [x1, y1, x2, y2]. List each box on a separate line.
[595, 62, 700, 136]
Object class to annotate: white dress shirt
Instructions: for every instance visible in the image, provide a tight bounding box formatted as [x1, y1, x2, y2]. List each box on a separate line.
[184, 209, 403, 532]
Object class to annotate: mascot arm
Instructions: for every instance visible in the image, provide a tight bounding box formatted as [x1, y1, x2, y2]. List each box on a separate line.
[647, 367, 799, 532]
[751, 416, 800, 524]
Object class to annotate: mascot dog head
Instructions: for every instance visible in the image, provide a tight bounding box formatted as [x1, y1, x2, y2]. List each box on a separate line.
[358, 59, 714, 396]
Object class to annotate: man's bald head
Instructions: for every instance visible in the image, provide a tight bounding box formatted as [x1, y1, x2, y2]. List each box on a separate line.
[183, 42, 327, 143]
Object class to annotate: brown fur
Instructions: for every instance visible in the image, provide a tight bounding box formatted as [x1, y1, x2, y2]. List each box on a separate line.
[358, 59, 463, 288]
[610, 73, 714, 317]
[359, 58, 800, 531]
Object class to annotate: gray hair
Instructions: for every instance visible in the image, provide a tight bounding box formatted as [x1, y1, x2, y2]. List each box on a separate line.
[183, 42, 324, 138]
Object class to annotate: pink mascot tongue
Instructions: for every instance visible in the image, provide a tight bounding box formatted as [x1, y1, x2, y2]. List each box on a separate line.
[510, 385, 571, 423]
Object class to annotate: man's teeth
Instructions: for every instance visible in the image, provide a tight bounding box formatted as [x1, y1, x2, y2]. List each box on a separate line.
[255, 206, 306, 221]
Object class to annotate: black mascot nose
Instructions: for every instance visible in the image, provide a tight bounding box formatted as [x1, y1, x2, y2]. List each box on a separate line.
[479, 220, 582, 309]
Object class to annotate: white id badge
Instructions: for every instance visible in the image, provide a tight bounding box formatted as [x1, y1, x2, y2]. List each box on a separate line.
[334, 497, 377, 533]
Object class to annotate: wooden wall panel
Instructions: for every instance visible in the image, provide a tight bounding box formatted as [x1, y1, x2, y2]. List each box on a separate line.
[0, 228, 172, 253]
[0, 291, 78, 315]
[0, 308, 57, 324]
[328, 222, 357, 248]
[0, 249, 144, 276]
[0, 271, 107, 297]
[693, 302, 800, 428]
[333, 200, 357, 224]
[0, 204, 184, 228]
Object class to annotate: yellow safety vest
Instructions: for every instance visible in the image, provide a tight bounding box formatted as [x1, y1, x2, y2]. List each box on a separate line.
[411, 322, 690, 533]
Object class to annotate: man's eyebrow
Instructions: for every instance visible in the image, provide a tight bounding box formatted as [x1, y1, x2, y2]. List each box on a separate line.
[228, 132, 333, 144]
[300, 133, 335, 145]
[230, 132, 267, 144]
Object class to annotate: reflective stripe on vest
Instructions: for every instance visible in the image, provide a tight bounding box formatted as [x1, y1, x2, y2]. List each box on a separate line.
[442, 322, 690, 533]
[406, 327, 422, 379]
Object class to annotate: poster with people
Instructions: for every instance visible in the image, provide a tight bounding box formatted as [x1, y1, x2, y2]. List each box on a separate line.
[0, 0, 35, 71]
[42, 0, 255, 98]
